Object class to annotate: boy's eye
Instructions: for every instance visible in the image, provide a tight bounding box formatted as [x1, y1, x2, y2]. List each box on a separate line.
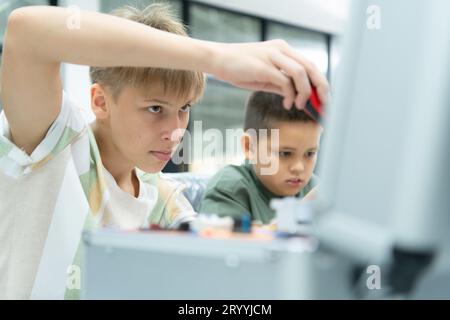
[180, 104, 191, 113]
[147, 106, 162, 113]
[279, 151, 292, 158]
[306, 151, 317, 158]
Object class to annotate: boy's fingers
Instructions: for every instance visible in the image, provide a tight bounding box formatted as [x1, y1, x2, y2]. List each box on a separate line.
[233, 81, 284, 96]
[284, 49, 330, 106]
[236, 80, 301, 112]
[234, 81, 299, 111]
[263, 66, 296, 109]
[276, 72, 296, 109]
[271, 52, 311, 110]
[317, 86, 331, 106]
[310, 70, 330, 105]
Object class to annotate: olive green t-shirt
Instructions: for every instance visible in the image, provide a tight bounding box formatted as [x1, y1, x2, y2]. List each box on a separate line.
[199, 162, 318, 224]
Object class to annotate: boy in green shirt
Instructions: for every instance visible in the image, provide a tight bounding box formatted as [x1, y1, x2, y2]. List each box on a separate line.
[200, 91, 322, 224]
[0, 3, 328, 298]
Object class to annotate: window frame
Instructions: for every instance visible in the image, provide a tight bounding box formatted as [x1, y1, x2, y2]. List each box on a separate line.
[181, 1, 332, 173]
[182, 0, 332, 80]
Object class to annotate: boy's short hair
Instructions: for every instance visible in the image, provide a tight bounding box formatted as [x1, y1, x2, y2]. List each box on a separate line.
[89, 3, 205, 102]
[244, 91, 315, 134]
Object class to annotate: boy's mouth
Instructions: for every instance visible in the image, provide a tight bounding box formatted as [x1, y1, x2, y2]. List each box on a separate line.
[285, 178, 304, 187]
[149, 150, 172, 161]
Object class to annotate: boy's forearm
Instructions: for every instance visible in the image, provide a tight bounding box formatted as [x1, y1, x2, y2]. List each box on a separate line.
[6, 5, 331, 111]
[7, 6, 215, 72]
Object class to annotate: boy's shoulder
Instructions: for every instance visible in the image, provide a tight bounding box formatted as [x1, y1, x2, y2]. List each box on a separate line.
[136, 169, 181, 189]
[135, 169, 191, 202]
[135, 169, 194, 219]
[206, 163, 254, 193]
[0, 91, 93, 178]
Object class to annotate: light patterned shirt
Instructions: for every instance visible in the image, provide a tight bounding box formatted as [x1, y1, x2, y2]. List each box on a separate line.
[0, 91, 195, 299]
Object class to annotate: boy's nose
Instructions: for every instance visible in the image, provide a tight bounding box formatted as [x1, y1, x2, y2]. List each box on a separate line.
[290, 160, 305, 174]
[162, 129, 184, 142]
[161, 116, 184, 142]
[169, 128, 185, 143]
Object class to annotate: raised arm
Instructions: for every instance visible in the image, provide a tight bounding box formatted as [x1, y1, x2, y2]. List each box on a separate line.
[1, 6, 329, 154]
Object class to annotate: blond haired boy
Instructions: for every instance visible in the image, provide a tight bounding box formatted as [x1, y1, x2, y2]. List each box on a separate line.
[0, 4, 329, 299]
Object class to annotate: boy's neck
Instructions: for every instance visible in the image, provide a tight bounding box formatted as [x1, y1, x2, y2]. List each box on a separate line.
[91, 123, 140, 198]
[245, 161, 284, 200]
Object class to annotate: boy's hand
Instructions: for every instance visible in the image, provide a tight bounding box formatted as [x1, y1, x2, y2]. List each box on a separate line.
[1, 6, 329, 155]
[208, 40, 330, 110]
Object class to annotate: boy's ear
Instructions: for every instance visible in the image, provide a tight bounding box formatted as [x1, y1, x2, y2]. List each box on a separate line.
[241, 133, 256, 161]
[90, 83, 110, 120]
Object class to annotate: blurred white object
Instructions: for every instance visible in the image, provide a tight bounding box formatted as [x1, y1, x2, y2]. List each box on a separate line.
[271, 198, 313, 234]
[189, 214, 234, 233]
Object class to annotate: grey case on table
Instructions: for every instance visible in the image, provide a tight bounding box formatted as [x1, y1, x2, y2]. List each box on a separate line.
[80, 229, 351, 299]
